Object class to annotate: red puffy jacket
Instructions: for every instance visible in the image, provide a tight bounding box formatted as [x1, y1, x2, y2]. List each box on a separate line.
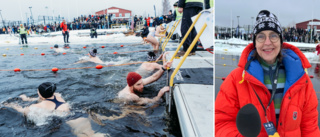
[215, 43, 320, 137]
[60, 22, 68, 32]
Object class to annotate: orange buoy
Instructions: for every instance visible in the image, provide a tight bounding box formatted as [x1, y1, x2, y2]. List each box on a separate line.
[222, 77, 226, 81]
[113, 52, 118, 54]
[310, 75, 314, 78]
[63, 53, 67, 55]
[66, 47, 70, 49]
[50, 47, 53, 49]
[52, 67, 59, 72]
[120, 45, 124, 47]
[96, 65, 103, 69]
[21, 53, 24, 56]
[41, 53, 45, 56]
[83, 46, 87, 49]
[14, 68, 21, 72]
[101, 46, 105, 48]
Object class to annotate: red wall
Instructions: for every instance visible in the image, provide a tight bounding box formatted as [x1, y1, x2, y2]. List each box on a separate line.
[296, 19, 320, 30]
[95, 7, 131, 17]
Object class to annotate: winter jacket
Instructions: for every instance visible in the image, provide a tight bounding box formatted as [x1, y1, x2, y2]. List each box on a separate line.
[178, 0, 203, 9]
[18, 26, 27, 34]
[60, 22, 68, 32]
[215, 42, 320, 137]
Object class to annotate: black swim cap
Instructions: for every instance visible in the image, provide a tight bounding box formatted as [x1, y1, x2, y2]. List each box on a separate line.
[54, 44, 58, 48]
[38, 82, 56, 98]
[147, 52, 156, 61]
[89, 49, 97, 57]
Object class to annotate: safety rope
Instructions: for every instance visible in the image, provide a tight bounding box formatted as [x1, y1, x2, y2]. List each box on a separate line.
[2, 49, 154, 57]
[0, 42, 146, 51]
[0, 60, 164, 72]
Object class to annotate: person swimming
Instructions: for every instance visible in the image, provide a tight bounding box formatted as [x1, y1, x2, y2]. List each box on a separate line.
[3, 82, 105, 136]
[74, 49, 104, 64]
[53, 44, 66, 53]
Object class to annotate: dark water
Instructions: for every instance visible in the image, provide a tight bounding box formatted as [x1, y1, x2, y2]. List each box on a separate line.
[215, 54, 320, 127]
[0, 43, 181, 137]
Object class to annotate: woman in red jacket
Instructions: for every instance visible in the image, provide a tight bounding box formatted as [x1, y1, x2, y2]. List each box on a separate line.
[60, 19, 70, 43]
[215, 10, 320, 137]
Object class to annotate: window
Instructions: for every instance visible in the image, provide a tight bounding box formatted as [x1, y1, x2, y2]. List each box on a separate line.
[119, 13, 122, 17]
[125, 13, 130, 18]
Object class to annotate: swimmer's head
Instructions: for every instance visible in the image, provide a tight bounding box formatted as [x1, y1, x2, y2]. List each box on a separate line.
[89, 49, 97, 57]
[147, 51, 156, 61]
[38, 82, 56, 98]
[54, 44, 58, 48]
[127, 72, 142, 87]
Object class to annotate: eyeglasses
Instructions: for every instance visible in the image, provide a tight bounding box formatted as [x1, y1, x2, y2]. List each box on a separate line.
[256, 32, 280, 43]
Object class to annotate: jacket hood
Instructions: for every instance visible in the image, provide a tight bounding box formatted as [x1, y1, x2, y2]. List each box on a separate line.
[238, 42, 311, 93]
[238, 42, 311, 69]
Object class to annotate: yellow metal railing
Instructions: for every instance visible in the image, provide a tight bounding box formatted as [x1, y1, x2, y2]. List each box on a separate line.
[167, 23, 207, 113]
[161, 19, 181, 51]
[161, 21, 177, 50]
[169, 23, 207, 86]
[169, 13, 202, 63]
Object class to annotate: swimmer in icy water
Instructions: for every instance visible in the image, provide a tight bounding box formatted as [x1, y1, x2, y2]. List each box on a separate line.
[3, 82, 105, 136]
[74, 48, 104, 64]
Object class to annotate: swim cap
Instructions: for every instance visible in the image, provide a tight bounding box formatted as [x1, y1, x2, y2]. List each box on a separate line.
[126, 72, 142, 87]
[38, 82, 56, 98]
[147, 51, 156, 61]
[54, 44, 58, 48]
[89, 49, 97, 57]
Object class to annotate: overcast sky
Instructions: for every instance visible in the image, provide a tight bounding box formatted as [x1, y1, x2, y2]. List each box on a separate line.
[216, 0, 320, 28]
[0, 0, 177, 23]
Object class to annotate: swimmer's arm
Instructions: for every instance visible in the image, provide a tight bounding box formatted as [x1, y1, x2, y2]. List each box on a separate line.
[136, 86, 169, 105]
[155, 53, 164, 62]
[73, 60, 89, 64]
[155, 32, 165, 37]
[142, 61, 172, 85]
[155, 28, 165, 37]
[4, 103, 29, 115]
[155, 52, 168, 62]
[19, 94, 38, 102]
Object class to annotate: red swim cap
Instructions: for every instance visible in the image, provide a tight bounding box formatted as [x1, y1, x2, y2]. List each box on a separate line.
[127, 72, 142, 87]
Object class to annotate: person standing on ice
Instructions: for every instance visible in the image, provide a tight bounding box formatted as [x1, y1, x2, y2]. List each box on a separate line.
[17, 24, 28, 45]
[60, 19, 70, 43]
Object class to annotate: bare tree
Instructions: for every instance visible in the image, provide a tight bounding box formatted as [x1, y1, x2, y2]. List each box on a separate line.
[162, 0, 171, 15]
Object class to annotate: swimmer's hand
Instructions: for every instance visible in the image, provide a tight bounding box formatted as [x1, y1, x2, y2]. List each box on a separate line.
[163, 61, 172, 69]
[158, 86, 170, 97]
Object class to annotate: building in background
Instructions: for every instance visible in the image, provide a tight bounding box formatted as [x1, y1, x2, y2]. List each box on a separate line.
[296, 19, 320, 32]
[95, 7, 132, 19]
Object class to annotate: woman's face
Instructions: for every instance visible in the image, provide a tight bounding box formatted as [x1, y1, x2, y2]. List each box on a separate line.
[255, 30, 281, 64]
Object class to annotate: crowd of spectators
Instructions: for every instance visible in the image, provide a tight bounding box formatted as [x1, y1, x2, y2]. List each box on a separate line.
[215, 26, 320, 43]
[0, 12, 175, 35]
